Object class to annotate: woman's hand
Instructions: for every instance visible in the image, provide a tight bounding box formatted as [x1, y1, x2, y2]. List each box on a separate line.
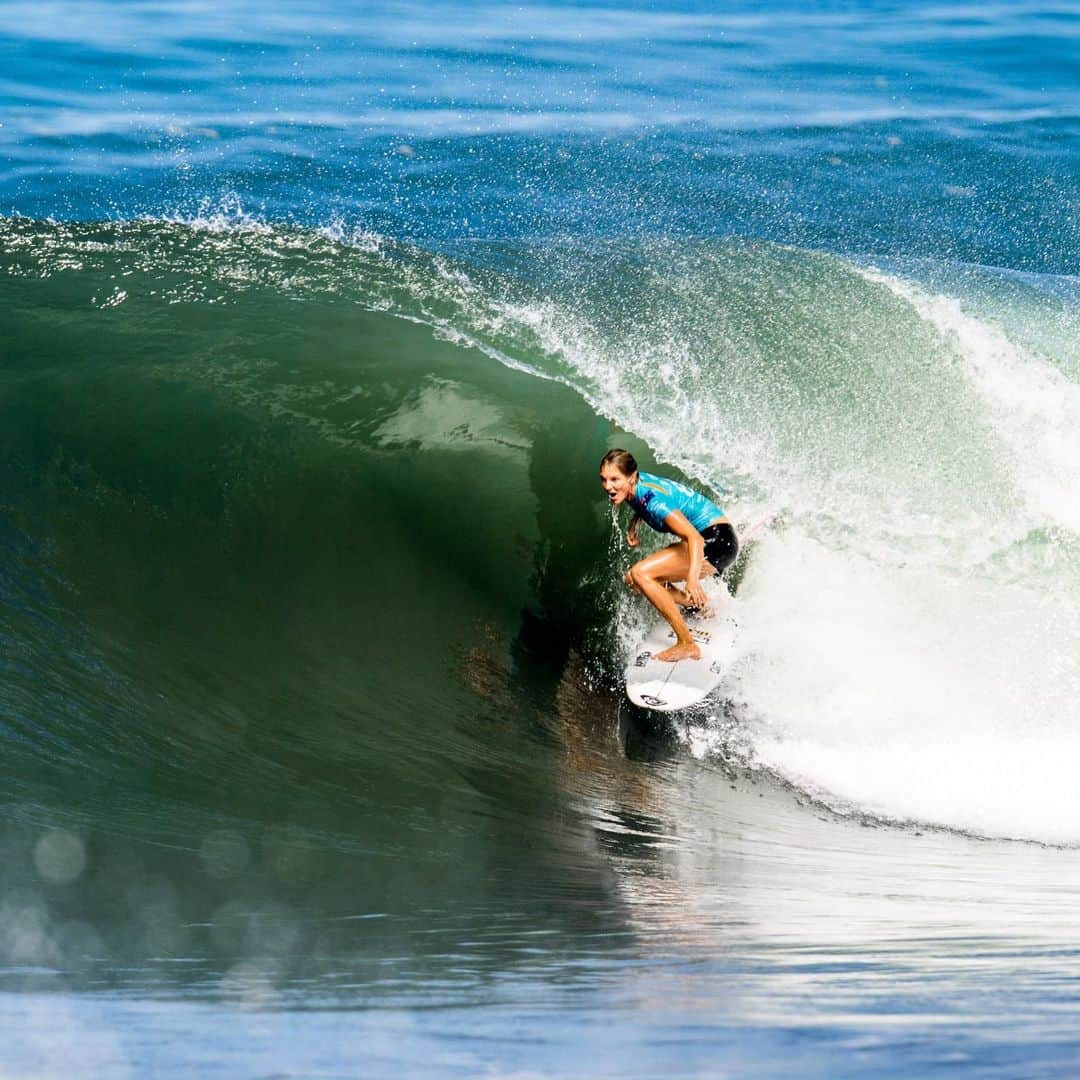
[627, 522, 640, 548]
[685, 577, 708, 608]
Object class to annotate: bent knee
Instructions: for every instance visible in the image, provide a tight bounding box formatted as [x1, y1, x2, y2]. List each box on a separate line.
[627, 563, 654, 590]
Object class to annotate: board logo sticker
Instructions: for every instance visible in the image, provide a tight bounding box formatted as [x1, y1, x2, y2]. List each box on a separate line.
[691, 629, 711, 644]
[640, 694, 666, 707]
[634, 652, 652, 667]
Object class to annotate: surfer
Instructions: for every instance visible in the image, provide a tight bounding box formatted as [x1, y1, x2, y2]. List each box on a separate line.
[600, 449, 738, 662]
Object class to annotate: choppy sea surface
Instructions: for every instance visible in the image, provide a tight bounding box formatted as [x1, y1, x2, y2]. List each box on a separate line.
[2, 1, 1079, 1075]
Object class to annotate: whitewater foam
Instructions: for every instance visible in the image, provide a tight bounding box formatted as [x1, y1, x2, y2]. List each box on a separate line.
[719, 530, 1080, 845]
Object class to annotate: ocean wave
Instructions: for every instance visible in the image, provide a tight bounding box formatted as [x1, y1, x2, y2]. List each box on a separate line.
[2, 214, 1078, 849]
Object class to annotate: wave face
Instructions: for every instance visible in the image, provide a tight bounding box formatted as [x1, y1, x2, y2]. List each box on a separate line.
[4, 218, 1078, 860]
[3, 216, 647, 997]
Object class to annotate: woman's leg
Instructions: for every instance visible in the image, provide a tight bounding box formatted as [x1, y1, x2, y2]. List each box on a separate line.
[626, 543, 716, 662]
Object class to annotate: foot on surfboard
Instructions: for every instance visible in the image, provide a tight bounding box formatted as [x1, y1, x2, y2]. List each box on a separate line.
[654, 641, 701, 663]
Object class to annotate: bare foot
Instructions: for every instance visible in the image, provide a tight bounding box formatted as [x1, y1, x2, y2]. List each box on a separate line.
[654, 641, 701, 663]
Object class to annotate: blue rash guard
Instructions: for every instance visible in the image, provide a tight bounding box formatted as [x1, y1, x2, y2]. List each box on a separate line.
[629, 471, 725, 534]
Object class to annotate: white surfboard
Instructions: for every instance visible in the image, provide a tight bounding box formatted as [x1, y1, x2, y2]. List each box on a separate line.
[624, 582, 739, 712]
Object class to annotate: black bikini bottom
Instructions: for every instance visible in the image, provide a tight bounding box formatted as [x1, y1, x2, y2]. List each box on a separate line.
[701, 522, 739, 574]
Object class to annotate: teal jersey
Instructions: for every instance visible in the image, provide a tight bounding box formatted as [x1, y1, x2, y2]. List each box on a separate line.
[629, 471, 724, 534]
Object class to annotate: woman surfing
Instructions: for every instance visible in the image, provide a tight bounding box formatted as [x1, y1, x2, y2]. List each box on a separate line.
[599, 449, 738, 662]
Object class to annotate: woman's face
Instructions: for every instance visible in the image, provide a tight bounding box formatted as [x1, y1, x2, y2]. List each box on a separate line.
[599, 463, 636, 506]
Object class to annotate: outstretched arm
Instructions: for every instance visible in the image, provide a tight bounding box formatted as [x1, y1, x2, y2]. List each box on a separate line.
[663, 511, 707, 606]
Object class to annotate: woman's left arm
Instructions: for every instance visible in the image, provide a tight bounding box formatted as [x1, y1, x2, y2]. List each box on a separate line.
[664, 511, 707, 606]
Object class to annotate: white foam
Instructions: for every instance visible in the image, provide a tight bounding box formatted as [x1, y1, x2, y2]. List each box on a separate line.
[723, 532, 1080, 844]
[160, 192, 276, 235]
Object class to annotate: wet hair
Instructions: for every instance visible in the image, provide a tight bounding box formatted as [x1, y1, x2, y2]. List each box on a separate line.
[600, 448, 638, 477]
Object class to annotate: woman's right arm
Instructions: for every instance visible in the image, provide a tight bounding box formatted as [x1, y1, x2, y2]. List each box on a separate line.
[627, 513, 642, 547]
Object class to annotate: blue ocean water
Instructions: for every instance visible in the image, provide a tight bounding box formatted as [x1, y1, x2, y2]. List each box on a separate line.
[4, 1, 1076, 268]
[2, 2, 1079, 1077]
